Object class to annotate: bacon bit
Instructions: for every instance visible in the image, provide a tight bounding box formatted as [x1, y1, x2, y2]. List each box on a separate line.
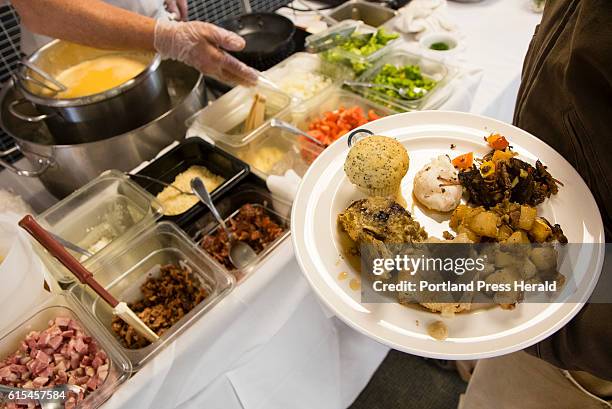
[486, 133, 510, 150]
[452, 152, 474, 169]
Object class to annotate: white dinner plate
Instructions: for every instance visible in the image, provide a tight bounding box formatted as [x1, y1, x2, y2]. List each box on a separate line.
[291, 111, 605, 359]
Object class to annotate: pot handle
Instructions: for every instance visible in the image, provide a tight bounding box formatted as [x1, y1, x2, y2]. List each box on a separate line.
[0, 145, 53, 177]
[8, 98, 53, 123]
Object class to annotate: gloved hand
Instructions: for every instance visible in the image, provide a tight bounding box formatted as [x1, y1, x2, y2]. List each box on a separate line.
[164, 0, 188, 21]
[154, 19, 258, 86]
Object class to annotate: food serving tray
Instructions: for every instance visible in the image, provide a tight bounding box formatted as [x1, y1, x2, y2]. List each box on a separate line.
[0, 293, 131, 408]
[181, 174, 292, 283]
[292, 111, 605, 359]
[70, 222, 233, 371]
[132, 137, 249, 226]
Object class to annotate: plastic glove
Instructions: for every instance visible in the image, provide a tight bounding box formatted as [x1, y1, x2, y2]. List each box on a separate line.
[154, 19, 258, 86]
[164, 0, 188, 21]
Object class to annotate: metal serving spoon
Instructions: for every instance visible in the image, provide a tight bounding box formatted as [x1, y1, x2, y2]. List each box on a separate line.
[343, 80, 425, 98]
[49, 232, 92, 259]
[269, 118, 326, 147]
[190, 177, 258, 270]
[127, 173, 194, 196]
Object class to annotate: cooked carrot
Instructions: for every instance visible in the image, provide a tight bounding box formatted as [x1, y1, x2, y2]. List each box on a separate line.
[452, 152, 474, 169]
[486, 133, 510, 150]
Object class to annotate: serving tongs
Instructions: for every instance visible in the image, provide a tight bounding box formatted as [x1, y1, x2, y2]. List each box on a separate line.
[18, 215, 159, 343]
[18, 60, 68, 94]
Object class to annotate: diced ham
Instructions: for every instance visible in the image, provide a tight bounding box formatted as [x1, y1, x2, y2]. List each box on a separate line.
[9, 364, 27, 374]
[74, 337, 88, 354]
[97, 363, 109, 382]
[31, 376, 49, 388]
[0, 316, 110, 409]
[35, 350, 50, 364]
[48, 335, 63, 351]
[0, 365, 12, 379]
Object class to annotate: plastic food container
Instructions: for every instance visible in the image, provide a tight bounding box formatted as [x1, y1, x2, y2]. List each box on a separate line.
[0, 293, 131, 408]
[294, 87, 394, 129]
[306, 21, 400, 75]
[292, 88, 395, 154]
[132, 137, 249, 225]
[182, 179, 291, 282]
[214, 121, 323, 180]
[354, 49, 452, 112]
[70, 222, 234, 371]
[264, 53, 350, 103]
[36, 170, 163, 287]
[186, 85, 292, 148]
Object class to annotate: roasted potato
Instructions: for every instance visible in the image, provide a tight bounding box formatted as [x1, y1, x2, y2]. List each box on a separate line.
[518, 205, 537, 230]
[530, 218, 552, 242]
[469, 211, 499, 238]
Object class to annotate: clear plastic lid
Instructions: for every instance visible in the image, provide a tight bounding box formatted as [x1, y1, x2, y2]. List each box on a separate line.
[69, 222, 234, 372]
[0, 293, 131, 409]
[185, 85, 292, 148]
[35, 170, 164, 287]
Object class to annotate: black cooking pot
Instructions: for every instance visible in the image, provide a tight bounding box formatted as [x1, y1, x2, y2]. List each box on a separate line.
[220, 12, 296, 71]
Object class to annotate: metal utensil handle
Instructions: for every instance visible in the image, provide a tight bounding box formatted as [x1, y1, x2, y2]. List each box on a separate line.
[0, 145, 53, 177]
[190, 177, 233, 238]
[18, 215, 119, 308]
[8, 98, 53, 122]
[127, 173, 192, 196]
[344, 81, 395, 91]
[20, 59, 67, 92]
[269, 119, 326, 147]
[347, 128, 374, 147]
[49, 232, 93, 258]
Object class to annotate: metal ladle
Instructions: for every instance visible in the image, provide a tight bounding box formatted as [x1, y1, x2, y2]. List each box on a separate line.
[269, 118, 326, 147]
[190, 177, 258, 270]
[20, 60, 68, 94]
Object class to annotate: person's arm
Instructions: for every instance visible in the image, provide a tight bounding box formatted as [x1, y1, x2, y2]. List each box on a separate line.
[10, 0, 257, 85]
[12, 0, 156, 51]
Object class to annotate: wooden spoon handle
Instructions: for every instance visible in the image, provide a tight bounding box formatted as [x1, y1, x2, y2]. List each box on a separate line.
[19, 215, 119, 308]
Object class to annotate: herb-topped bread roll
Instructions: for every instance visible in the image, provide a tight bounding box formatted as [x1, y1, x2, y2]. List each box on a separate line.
[344, 135, 409, 204]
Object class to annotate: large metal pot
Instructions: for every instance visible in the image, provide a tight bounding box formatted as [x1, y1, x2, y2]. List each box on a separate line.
[10, 41, 171, 144]
[0, 61, 206, 198]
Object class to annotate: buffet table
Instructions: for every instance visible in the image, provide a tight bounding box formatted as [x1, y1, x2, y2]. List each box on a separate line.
[0, 2, 542, 409]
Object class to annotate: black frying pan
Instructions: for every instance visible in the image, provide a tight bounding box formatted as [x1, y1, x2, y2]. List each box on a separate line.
[219, 13, 296, 70]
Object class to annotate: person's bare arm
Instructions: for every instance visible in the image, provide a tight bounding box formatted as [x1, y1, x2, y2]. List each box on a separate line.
[11, 0, 156, 51]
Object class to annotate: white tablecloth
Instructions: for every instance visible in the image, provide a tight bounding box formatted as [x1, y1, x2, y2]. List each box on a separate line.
[0, 2, 542, 408]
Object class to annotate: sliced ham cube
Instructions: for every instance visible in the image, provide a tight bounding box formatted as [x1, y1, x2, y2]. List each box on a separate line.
[74, 337, 88, 354]
[0, 365, 12, 379]
[48, 335, 63, 351]
[31, 376, 49, 388]
[35, 350, 50, 364]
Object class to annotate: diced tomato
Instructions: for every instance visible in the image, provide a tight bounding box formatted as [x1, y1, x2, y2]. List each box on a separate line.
[302, 105, 385, 160]
[486, 133, 510, 150]
[452, 152, 474, 169]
